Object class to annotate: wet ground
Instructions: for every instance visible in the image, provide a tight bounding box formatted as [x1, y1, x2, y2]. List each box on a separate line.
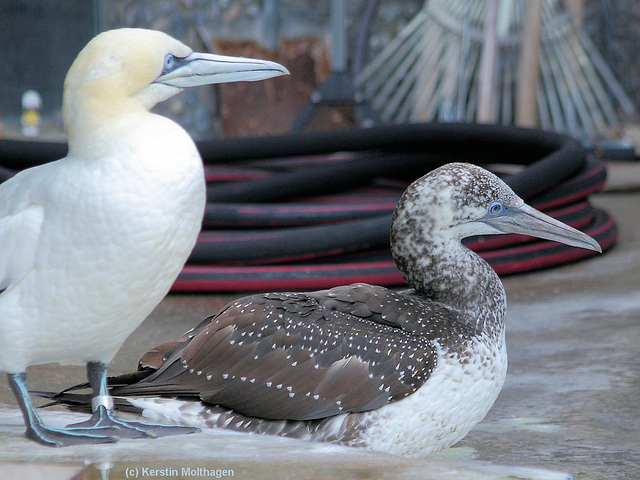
[0, 180, 638, 479]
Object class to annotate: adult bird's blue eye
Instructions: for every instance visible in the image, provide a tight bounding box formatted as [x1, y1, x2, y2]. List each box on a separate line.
[488, 201, 504, 215]
[164, 54, 176, 71]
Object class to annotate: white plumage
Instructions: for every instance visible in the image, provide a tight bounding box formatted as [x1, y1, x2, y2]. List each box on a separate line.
[0, 28, 288, 446]
[361, 339, 507, 457]
[0, 106, 205, 372]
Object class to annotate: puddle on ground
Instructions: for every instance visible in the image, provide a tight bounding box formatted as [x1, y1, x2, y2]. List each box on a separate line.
[3, 285, 639, 479]
[0, 407, 574, 480]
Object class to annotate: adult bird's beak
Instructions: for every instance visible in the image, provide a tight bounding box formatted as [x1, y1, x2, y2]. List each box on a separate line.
[484, 203, 602, 253]
[154, 52, 289, 89]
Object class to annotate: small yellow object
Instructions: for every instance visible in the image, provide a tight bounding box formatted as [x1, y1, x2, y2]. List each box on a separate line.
[21, 109, 40, 127]
[21, 89, 42, 136]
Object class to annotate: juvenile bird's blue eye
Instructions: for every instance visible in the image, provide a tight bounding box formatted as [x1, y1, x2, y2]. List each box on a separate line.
[163, 54, 176, 71]
[488, 201, 504, 215]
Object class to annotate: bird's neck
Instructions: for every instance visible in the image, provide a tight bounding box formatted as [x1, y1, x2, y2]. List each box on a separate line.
[64, 98, 149, 159]
[392, 233, 507, 334]
[63, 85, 150, 158]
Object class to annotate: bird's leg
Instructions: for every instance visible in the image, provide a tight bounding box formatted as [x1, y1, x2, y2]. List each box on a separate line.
[8, 372, 117, 447]
[66, 361, 198, 438]
[63, 361, 149, 438]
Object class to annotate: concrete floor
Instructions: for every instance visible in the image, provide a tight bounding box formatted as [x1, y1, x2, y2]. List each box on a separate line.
[0, 183, 638, 479]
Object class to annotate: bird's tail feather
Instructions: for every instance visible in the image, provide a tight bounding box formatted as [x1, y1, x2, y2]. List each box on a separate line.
[33, 365, 203, 414]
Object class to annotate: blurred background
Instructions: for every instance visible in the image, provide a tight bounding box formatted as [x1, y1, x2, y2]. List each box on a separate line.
[0, 0, 638, 291]
[0, 0, 638, 145]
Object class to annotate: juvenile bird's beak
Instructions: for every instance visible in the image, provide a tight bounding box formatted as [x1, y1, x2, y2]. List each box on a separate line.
[484, 203, 602, 253]
[154, 52, 289, 89]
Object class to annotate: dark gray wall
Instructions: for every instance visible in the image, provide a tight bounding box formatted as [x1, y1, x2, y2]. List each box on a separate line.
[0, 1, 94, 118]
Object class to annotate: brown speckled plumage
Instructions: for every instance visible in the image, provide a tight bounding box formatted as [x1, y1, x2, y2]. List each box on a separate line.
[53, 163, 600, 457]
[116, 283, 484, 419]
[99, 163, 510, 445]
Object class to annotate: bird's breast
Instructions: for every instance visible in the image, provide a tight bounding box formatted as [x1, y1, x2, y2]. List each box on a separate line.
[11, 116, 206, 364]
[57, 124, 206, 298]
[359, 336, 507, 457]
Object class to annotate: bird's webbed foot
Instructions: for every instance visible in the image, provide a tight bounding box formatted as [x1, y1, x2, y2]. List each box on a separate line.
[8, 371, 117, 447]
[25, 419, 118, 447]
[66, 405, 198, 439]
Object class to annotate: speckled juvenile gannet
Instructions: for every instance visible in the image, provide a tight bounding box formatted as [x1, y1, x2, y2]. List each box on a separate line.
[0, 28, 288, 447]
[56, 163, 601, 457]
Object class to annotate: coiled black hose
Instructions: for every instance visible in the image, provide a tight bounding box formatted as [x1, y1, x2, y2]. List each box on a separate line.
[0, 123, 617, 292]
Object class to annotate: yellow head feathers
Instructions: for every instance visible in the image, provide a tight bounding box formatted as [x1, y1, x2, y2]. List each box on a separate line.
[62, 28, 288, 146]
[63, 29, 192, 122]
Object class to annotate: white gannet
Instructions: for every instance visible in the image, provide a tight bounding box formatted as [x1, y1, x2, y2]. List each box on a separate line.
[53, 163, 601, 457]
[0, 28, 288, 447]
